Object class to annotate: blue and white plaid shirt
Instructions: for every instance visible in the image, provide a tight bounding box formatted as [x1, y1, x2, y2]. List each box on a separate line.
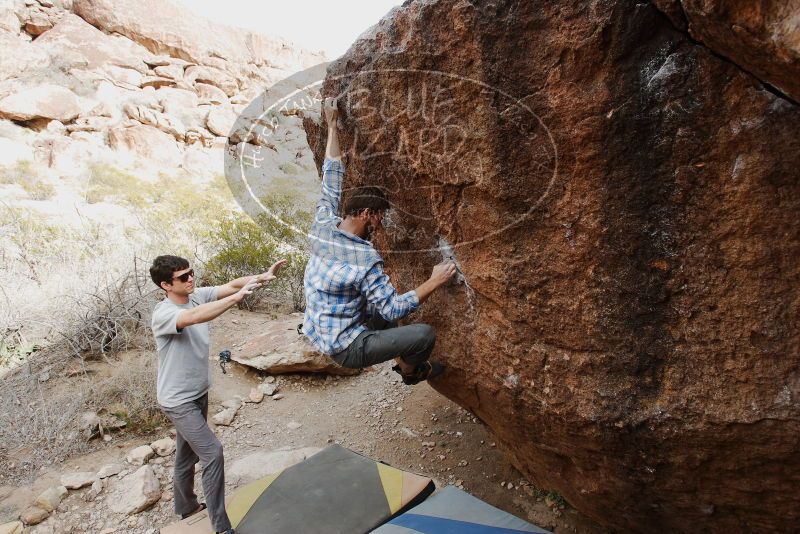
[302, 158, 419, 355]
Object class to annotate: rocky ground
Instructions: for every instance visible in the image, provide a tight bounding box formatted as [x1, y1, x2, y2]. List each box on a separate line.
[0, 308, 608, 533]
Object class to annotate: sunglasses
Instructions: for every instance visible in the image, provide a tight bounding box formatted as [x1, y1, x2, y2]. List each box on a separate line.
[172, 269, 194, 283]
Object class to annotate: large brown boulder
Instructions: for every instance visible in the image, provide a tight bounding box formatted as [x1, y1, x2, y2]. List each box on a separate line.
[303, 0, 800, 532]
[653, 0, 800, 102]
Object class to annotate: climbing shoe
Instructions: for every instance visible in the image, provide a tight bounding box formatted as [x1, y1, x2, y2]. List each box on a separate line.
[392, 361, 445, 385]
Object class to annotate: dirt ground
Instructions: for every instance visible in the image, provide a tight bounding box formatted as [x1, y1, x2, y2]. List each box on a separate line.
[0, 309, 609, 533]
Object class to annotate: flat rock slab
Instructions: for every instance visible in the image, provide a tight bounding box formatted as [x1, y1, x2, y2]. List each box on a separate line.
[97, 463, 124, 479]
[227, 447, 322, 485]
[232, 315, 359, 375]
[0, 521, 23, 534]
[60, 471, 96, 489]
[0, 85, 81, 122]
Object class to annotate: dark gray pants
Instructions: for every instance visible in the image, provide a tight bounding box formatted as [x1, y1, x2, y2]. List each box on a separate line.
[333, 315, 436, 369]
[160, 393, 231, 533]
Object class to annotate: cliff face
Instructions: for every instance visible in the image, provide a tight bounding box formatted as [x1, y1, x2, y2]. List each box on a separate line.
[0, 0, 323, 183]
[304, 1, 800, 532]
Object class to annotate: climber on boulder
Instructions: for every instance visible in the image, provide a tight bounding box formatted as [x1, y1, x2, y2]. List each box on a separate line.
[301, 97, 456, 385]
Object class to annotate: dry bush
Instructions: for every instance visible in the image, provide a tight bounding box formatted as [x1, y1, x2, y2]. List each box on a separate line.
[0, 350, 165, 482]
[0, 262, 163, 482]
[88, 351, 166, 434]
[0, 370, 92, 481]
[53, 260, 159, 359]
[203, 193, 311, 312]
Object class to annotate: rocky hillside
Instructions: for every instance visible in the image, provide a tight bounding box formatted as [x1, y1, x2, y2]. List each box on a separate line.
[0, 0, 324, 226]
[305, 0, 800, 532]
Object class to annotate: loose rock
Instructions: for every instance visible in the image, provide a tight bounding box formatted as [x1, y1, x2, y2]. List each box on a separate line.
[18, 507, 49, 526]
[126, 445, 155, 466]
[248, 387, 264, 403]
[96, 463, 124, 479]
[60, 472, 96, 489]
[150, 437, 176, 457]
[212, 407, 238, 426]
[257, 383, 278, 396]
[109, 465, 161, 515]
[33, 486, 67, 512]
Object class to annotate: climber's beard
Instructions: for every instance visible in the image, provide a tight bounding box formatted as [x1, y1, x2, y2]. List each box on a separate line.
[364, 220, 376, 241]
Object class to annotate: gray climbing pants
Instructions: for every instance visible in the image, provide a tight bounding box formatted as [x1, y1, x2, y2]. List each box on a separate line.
[332, 315, 436, 369]
[160, 393, 231, 533]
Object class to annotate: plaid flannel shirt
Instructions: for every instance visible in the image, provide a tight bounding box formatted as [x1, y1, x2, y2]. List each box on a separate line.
[302, 158, 419, 355]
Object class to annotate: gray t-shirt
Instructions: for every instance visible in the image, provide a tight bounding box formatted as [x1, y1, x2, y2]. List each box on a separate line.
[151, 286, 219, 408]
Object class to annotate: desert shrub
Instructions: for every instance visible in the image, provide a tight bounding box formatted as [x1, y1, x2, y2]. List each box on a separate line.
[84, 164, 165, 206]
[0, 262, 162, 482]
[0, 160, 35, 185]
[89, 351, 166, 433]
[0, 206, 68, 284]
[278, 162, 300, 175]
[55, 263, 159, 358]
[84, 164, 136, 204]
[0, 327, 39, 370]
[20, 178, 56, 200]
[203, 193, 311, 311]
[0, 348, 165, 482]
[203, 214, 278, 310]
[0, 160, 56, 200]
[274, 250, 308, 311]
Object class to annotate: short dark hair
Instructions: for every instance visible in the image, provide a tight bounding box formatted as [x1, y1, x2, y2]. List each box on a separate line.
[150, 255, 189, 289]
[342, 186, 390, 217]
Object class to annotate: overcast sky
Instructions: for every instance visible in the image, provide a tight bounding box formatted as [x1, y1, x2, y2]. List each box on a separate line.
[182, 0, 405, 59]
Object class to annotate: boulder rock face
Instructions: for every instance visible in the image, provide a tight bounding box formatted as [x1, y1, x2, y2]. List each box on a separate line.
[304, 0, 800, 532]
[652, 0, 800, 102]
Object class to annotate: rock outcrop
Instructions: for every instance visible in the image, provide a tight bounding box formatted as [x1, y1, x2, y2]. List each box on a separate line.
[304, 0, 800, 532]
[72, 0, 321, 70]
[0, 0, 324, 192]
[232, 314, 360, 375]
